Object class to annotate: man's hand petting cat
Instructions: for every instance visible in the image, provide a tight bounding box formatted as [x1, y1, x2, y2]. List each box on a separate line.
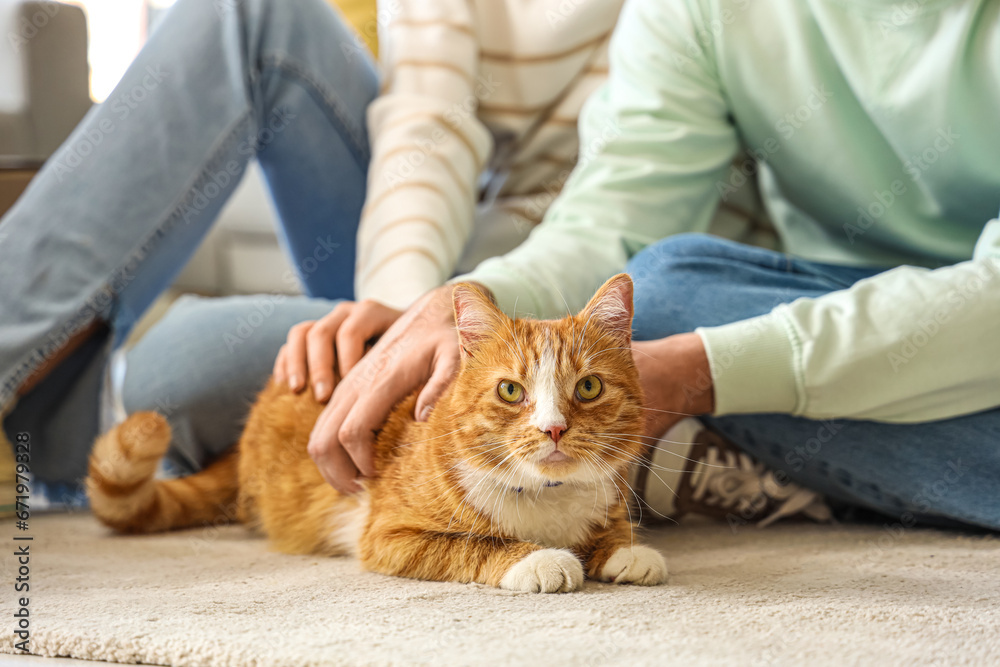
[273, 299, 403, 403]
[631, 333, 715, 440]
[306, 284, 461, 493]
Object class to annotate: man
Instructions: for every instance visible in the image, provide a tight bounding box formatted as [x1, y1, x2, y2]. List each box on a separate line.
[298, 0, 1000, 531]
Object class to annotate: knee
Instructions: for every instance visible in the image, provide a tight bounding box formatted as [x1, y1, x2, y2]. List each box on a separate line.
[627, 234, 727, 280]
[626, 234, 729, 340]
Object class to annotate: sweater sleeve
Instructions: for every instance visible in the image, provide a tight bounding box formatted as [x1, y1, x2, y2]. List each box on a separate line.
[698, 216, 1000, 423]
[354, 0, 493, 310]
[454, 0, 738, 319]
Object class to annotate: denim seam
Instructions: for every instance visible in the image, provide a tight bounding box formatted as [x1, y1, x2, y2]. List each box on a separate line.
[258, 52, 371, 168]
[0, 110, 256, 415]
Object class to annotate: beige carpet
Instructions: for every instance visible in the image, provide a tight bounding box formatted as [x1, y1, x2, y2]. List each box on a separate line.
[2, 514, 998, 666]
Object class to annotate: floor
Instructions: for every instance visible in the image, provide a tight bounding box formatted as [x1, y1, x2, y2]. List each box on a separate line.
[3, 655, 95, 665]
[3, 512, 998, 666]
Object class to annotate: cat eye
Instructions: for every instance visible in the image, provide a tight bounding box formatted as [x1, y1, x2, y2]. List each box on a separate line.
[576, 375, 603, 401]
[497, 380, 525, 403]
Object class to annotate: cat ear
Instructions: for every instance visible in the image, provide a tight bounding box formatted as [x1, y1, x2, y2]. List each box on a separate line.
[578, 274, 634, 344]
[452, 282, 505, 356]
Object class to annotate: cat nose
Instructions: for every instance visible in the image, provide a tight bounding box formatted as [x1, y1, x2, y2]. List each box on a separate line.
[542, 425, 567, 444]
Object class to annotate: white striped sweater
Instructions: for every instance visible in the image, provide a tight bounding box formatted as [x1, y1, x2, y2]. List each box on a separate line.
[356, 0, 624, 308]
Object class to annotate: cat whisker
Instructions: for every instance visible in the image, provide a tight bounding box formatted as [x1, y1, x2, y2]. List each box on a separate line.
[580, 457, 610, 529]
[583, 440, 681, 510]
[586, 437, 691, 474]
[581, 436, 645, 455]
[584, 440, 669, 471]
[582, 346, 633, 364]
[596, 433, 733, 469]
[449, 449, 518, 534]
[452, 446, 528, 547]
[596, 432, 698, 451]
[576, 303, 603, 356]
[508, 297, 529, 368]
[637, 405, 699, 417]
[600, 463, 654, 539]
[549, 281, 575, 319]
[487, 462, 517, 524]
[587, 454, 638, 546]
[587, 440, 683, 511]
[587, 447, 677, 528]
[492, 334, 525, 372]
[545, 284, 579, 360]
[495, 463, 528, 546]
[601, 430, 700, 445]
[588, 447, 687, 475]
[580, 439, 642, 465]
[579, 327, 619, 366]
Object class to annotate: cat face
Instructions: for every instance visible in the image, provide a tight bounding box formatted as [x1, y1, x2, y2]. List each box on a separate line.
[448, 275, 645, 490]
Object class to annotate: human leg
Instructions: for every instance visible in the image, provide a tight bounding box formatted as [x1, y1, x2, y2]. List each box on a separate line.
[627, 234, 999, 529]
[703, 411, 1000, 531]
[1, 0, 376, 482]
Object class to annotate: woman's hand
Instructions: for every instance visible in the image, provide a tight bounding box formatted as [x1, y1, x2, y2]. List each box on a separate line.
[273, 299, 404, 403]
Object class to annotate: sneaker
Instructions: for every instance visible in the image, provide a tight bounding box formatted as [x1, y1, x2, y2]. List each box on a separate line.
[631, 420, 832, 528]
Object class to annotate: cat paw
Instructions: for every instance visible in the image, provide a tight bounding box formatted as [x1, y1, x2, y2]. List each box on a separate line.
[500, 549, 584, 593]
[600, 545, 668, 586]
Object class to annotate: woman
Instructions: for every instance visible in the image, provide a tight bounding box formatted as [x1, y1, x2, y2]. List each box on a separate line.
[0, 0, 632, 501]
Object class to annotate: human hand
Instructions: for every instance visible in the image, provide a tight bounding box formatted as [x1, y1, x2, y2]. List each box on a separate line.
[306, 284, 463, 493]
[631, 333, 715, 440]
[272, 299, 403, 403]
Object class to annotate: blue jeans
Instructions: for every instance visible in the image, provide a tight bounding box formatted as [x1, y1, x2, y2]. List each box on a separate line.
[120, 294, 339, 474]
[0, 0, 377, 484]
[627, 234, 1000, 531]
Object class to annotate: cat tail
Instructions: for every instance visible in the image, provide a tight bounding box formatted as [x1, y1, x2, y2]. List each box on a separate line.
[86, 411, 240, 534]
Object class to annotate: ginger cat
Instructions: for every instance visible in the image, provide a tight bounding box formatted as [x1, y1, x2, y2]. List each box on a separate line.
[86, 275, 667, 593]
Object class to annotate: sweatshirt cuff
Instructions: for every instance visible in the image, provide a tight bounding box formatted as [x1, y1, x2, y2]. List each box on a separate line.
[356, 253, 444, 310]
[695, 307, 803, 415]
[450, 258, 542, 318]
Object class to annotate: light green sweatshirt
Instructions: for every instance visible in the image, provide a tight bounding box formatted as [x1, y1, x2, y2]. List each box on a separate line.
[460, 0, 1000, 423]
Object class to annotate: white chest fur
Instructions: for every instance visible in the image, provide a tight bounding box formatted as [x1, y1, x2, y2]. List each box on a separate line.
[458, 464, 617, 549]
